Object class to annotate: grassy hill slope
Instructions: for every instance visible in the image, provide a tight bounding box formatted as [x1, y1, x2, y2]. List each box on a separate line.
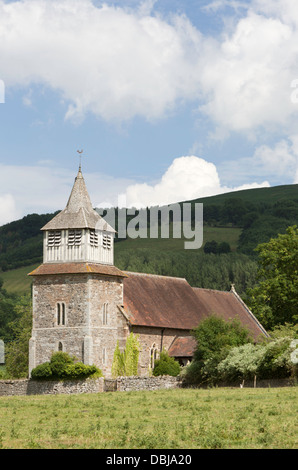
[191, 183, 298, 206]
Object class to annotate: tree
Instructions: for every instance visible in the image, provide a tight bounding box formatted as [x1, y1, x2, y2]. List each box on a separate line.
[217, 343, 264, 382]
[247, 225, 298, 329]
[184, 316, 253, 385]
[217, 337, 298, 383]
[220, 198, 247, 226]
[0, 279, 18, 343]
[4, 295, 32, 378]
[218, 242, 231, 254]
[203, 240, 218, 254]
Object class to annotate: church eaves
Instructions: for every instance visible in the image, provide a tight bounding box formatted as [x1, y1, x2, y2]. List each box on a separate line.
[41, 167, 115, 232]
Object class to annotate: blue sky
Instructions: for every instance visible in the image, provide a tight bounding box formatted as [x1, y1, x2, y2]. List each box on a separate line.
[0, 0, 298, 225]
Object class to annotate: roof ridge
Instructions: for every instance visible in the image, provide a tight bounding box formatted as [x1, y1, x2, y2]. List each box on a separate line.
[123, 271, 187, 281]
[192, 287, 231, 294]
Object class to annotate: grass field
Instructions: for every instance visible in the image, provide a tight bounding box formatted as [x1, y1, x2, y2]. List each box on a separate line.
[0, 264, 39, 295]
[0, 387, 296, 449]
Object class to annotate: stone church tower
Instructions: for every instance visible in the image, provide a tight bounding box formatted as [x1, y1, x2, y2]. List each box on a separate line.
[28, 166, 128, 377]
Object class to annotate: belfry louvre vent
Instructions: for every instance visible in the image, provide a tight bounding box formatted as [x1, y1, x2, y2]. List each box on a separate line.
[103, 233, 112, 249]
[48, 231, 62, 247]
[89, 229, 99, 247]
[68, 230, 82, 246]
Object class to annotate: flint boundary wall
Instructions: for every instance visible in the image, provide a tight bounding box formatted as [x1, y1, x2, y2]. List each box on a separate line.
[0, 377, 104, 396]
[116, 375, 181, 391]
[0, 375, 181, 396]
[0, 376, 295, 397]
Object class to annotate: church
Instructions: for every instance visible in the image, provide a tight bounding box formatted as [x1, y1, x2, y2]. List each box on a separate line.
[28, 166, 268, 377]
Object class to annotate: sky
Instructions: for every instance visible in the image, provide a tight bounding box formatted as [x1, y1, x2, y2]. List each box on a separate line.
[0, 0, 298, 225]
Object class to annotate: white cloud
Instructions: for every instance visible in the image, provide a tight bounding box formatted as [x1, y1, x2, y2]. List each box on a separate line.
[1, 0, 298, 137]
[203, 1, 250, 13]
[219, 135, 298, 186]
[120, 156, 269, 208]
[253, 138, 298, 176]
[0, 194, 19, 226]
[0, 0, 202, 122]
[199, 11, 297, 134]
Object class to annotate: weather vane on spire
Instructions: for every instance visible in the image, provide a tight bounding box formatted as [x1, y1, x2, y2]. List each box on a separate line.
[77, 149, 83, 170]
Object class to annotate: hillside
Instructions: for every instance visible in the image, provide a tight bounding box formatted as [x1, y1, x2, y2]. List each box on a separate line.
[0, 184, 297, 295]
[190, 183, 298, 206]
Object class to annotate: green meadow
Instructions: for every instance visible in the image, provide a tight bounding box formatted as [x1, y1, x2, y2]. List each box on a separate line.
[0, 387, 296, 449]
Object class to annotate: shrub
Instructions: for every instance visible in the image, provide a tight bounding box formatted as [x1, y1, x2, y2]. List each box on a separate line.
[31, 352, 103, 380]
[49, 352, 74, 378]
[152, 351, 180, 377]
[31, 362, 52, 380]
[63, 363, 101, 380]
[111, 333, 141, 377]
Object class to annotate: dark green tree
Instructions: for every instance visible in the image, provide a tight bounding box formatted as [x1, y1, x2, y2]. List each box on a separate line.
[247, 225, 298, 329]
[4, 294, 32, 378]
[203, 240, 218, 254]
[184, 316, 253, 385]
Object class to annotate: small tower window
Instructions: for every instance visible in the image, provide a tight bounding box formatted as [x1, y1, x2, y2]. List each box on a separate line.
[89, 229, 98, 247]
[68, 229, 82, 246]
[103, 233, 112, 250]
[102, 302, 108, 325]
[48, 230, 61, 247]
[58, 342, 63, 352]
[57, 302, 66, 326]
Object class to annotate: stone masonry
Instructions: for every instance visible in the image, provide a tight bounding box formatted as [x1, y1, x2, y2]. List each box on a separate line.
[29, 272, 128, 377]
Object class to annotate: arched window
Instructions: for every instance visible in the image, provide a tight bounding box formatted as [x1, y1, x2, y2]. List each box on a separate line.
[58, 342, 63, 352]
[102, 302, 108, 325]
[149, 343, 158, 370]
[57, 302, 66, 326]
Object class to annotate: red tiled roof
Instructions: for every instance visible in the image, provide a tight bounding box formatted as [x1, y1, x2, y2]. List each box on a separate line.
[168, 336, 197, 357]
[122, 272, 268, 341]
[28, 263, 127, 278]
[123, 272, 207, 330]
[192, 287, 268, 341]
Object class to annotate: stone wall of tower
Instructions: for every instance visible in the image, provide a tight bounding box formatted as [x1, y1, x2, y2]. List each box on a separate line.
[29, 273, 128, 377]
[87, 274, 129, 377]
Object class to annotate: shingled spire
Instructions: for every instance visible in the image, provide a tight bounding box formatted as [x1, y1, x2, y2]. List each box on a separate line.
[41, 167, 114, 231]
